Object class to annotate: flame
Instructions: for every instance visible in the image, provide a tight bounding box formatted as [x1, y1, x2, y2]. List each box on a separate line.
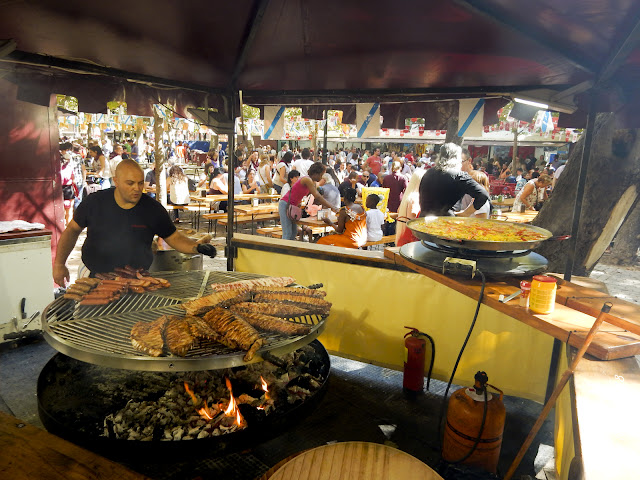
[184, 382, 199, 406]
[223, 377, 245, 427]
[198, 401, 214, 420]
[260, 376, 270, 400]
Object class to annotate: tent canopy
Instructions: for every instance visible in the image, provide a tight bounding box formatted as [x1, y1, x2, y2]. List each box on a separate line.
[1, 0, 639, 126]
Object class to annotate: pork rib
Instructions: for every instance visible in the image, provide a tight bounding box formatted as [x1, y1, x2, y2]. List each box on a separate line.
[252, 293, 332, 315]
[230, 302, 309, 318]
[202, 308, 263, 361]
[232, 311, 312, 336]
[210, 276, 296, 293]
[130, 316, 168, 357]
[180, 290, 250, 316]
[250, 286, 327, 298]
[163, 315, 196, 356]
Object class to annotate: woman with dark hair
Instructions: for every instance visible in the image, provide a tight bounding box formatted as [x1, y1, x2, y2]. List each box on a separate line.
[241, 169, 259, 194]
[280, 169, 301, 199]
[88, 145, 110, 189]
[316, 187, 368, 249]
[272, 151, 293, 194]
[279, 162, 339, 240]
[208, 167, 228, 212]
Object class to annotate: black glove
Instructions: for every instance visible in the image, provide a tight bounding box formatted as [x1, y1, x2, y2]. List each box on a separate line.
[196, 243, 217, 258]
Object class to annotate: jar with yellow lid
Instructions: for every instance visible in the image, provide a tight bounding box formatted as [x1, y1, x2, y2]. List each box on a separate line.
[529, 275, 557, 314]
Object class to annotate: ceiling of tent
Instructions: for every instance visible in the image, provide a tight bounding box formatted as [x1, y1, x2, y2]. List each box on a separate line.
[1, 0, 639, 125]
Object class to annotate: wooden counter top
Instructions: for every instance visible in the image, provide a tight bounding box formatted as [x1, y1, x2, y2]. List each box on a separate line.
[0, 229, 52, 241]
[0, 411, 151, 480]
[384, 248, 640, 360]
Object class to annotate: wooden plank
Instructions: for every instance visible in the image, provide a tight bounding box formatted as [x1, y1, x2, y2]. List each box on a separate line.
[0, 411, 151, 480]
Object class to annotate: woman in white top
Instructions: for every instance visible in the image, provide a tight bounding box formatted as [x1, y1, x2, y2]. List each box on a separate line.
[168, 165, 190, 222]
[88, 145, 110, 189]
[272, 151, 293, 194]
[395, 168, 427, 246]
[257, 154, 273, 193]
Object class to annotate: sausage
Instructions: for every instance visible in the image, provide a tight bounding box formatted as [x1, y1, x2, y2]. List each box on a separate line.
[101, 279, 130, 286]
[64, 293, 84, 301]
[156, 278, 170, 287]
[69, 283, 92, 293]
[124, 265, 138, 275]
[114, 268, 136, 278]
[79, 298, 111, 305]
[129, 286, 146, 294]
[75, 278, 100, 286]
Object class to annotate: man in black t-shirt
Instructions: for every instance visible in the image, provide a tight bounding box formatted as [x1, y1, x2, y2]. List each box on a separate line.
[53, 160, 216, 286]
[419, 143, 490, 217]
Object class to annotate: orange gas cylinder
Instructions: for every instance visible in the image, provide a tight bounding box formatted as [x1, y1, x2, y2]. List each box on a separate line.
[442, 371, 505, 473]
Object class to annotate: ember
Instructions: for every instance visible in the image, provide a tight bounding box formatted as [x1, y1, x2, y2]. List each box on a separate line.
[100, 347, 324, 441]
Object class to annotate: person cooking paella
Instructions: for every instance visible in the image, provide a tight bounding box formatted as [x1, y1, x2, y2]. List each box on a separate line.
[418, 143, 490, 217]
[53, 160, 217, 286]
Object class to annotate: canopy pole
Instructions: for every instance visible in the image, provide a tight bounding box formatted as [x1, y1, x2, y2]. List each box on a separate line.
[226, 92, 238, 272]
[563, 92, 597, 281]
[322, 109, 329, 165]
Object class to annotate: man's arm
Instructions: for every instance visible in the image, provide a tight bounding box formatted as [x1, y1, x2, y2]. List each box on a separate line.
[53, 220, 83, 286]
[163, 231, 213, 255]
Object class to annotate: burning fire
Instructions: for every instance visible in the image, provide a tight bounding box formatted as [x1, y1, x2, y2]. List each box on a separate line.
[184, 378, 245, 428]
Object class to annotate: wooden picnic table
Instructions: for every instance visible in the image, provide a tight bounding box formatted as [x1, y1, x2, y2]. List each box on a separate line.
[234, 203, 280, 234]
[496, 210, 539, 223]
[190, 193, 280, 203]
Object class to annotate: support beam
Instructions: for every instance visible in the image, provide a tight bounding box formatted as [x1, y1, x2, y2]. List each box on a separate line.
[230, 0, 271, 86]
[453, 0, 598, 74]
[598, 14, 640, 83]
[4, 50, 224, 94]
[227, 92, 239, 272]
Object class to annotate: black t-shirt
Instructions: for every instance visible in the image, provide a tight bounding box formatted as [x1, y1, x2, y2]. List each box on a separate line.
[145, 169, 156, 186]
[73, 188, 176, 273]
[419, 169, 490, 217]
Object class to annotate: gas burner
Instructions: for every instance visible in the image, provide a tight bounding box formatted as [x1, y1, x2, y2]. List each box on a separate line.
[401, 241, 548, 278]
[420, 241, 531, 259]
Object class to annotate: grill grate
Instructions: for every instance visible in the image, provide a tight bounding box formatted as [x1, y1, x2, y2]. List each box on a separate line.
[43, 271, 327, 372]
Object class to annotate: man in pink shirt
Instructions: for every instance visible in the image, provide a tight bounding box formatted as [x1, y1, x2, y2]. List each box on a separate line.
[365, 147, 383, 176]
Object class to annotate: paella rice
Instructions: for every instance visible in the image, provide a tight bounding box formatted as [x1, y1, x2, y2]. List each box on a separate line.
[412, 217, 549, 242]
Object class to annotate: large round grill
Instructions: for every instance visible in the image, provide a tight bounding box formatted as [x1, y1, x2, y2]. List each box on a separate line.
[42, 271, 328, 371]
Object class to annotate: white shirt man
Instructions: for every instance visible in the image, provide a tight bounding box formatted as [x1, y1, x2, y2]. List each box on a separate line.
[109, 145, 124, 182]
[292, 148, 314, 176]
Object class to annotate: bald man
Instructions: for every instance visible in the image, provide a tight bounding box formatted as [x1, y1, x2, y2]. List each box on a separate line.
[53, 160, 216, 286]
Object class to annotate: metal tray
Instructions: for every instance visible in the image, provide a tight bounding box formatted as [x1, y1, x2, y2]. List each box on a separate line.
[406, 216, 553, 252]
[42, 271, 327, 372]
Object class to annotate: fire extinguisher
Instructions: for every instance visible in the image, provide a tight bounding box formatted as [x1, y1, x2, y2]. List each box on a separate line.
[403, 327, 435, 393]
[442, 371, 506, 474]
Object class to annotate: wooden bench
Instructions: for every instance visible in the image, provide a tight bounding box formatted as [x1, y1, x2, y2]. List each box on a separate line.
[201, 212, 228, 237]
[218, 213, 280, 233]
[256, 226, 283, 237]
[362, 235, 395, 249]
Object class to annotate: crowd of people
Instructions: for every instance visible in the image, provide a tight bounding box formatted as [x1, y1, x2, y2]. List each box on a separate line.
[59, 136, 566, 250]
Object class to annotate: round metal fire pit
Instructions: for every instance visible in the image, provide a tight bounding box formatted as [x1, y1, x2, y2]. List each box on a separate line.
[37, 340, 330, 461]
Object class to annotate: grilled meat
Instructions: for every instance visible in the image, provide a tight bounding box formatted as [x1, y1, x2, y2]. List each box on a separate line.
[250, 286, 326, 298]
[233, 311, 312, 336]
[210, 276, 295, 293]
[187, 316, 239, 349]
[130, 316, 168, 357]
[230, 302, 309, 318]
[180, 290, 250, 316]
[202, 308, 263, 361]
[252, 293, 331, 315]
[163, 315, 196, 356]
